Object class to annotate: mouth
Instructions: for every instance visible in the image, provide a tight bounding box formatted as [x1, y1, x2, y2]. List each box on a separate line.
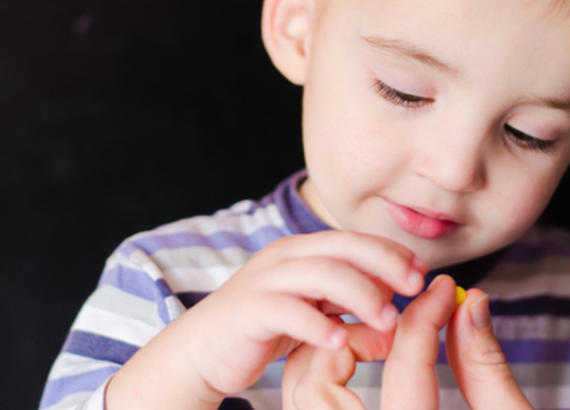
[382, 199, 461, 239]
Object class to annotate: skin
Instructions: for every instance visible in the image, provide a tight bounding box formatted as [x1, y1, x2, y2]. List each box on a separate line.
[280, 0, 569, 407]
[299, 0, 570, 269]
[104, 0, 570, 408]
[282, 276, 533, 409]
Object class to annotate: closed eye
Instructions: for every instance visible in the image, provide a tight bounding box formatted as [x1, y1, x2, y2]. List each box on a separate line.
[372, 79, 433, 109]
[504, 124, 555, 154]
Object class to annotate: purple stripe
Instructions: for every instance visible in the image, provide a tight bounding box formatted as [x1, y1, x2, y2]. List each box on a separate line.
[98, 264, 173, 323]
[64, 330, 139, 364]
[123, 226, 286, 256]
[40, 366, 117, 408]
[502, 240, 570, 262]
[273, 169, 331, 235]
[116, 240, 141, 257]
[499, 339, 570, 363]
[491, 296, 570, 317]
[436, 339, 570, 364]
[99, 264, 171, 301]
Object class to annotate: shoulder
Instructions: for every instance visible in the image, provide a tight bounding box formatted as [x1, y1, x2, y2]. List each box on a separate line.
[119, 198, 290, 268]
[99, 197, 292, 315]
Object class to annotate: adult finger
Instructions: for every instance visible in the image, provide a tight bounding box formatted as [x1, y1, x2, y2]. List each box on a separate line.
[446, 289, 533, 409]
[381, 275, 458, 410]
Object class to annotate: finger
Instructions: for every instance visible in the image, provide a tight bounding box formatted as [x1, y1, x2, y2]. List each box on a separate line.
[446, 289, 533, 409]
[246, 293, 348, 350]
[381, 275, 457, 410]
[306, 323, 396, 380]
[345, 322, 396, 362]
[261, 256, 398, 331]
[283, 342, 366, 410]
[283, 322, 393, 410]
[264, 231, 428, 296]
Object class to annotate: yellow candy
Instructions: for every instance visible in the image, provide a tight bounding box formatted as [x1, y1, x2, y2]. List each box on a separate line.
[456, 286, 467, 305]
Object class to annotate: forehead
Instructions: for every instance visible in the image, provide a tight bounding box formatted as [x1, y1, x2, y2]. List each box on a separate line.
[318, 0, 570, 96]
[321, 0, 570, 28]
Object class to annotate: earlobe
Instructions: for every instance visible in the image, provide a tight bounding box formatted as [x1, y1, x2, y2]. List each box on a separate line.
[261, 0, 314, 85]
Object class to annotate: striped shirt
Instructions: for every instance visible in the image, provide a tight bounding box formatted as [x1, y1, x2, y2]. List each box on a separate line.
[40, 170, 570, 409]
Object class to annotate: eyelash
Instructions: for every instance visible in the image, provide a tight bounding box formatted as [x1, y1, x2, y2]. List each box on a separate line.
[371, 79, 556, 154]
[372, 79, 432, 108]
[503, 125, 555, 154]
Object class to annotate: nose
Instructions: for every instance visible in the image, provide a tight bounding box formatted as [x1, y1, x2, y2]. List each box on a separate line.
[411, 134, 487, 193]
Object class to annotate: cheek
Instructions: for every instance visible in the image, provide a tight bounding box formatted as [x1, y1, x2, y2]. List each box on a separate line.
[488, 177, 558, 237]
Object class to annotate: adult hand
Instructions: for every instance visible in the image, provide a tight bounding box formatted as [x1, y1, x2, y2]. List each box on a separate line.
[283, 275, 532, 409]
[445, 289, 533, 409]
[282, 274, 457, 410]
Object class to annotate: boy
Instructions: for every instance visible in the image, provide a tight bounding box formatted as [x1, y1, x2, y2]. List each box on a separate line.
[41, 0, 570, 409]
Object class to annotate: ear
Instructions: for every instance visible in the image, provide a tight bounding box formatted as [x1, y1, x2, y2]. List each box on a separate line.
[261, 0, 315, 85]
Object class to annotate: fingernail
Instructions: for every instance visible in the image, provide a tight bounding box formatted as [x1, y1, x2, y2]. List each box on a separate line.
[380, 304, 398, 328]
[329, 327, 347, 348]
[469, 295, 491, 328]
[408, 269, 424, 291]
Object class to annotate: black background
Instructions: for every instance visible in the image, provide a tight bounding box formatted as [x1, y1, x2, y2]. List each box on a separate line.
[1, 1, 303, 408]
[1, 1, 568, 409]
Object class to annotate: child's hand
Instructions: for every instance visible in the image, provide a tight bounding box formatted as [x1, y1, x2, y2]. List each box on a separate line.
[106, 230, 426, 409]
[282, 318, 395, 410]
[188, 230, 427, 399]
[281, 275, 533, 410]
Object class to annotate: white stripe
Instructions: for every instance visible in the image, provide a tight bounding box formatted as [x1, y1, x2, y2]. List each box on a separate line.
[104, 241, 253, 286]
[479, 271, 570, 300]
[481, 256, 570, 280]
[523, 384, 570, 409]
[164, 295, 186, 322]
[164, 265, 239, 293]
[47, 352, 119, 380]
[81, 377, 109, 410]
[72, 304, 159, 347]
[42, 377, 110, 410]
[153, 246, 252, 270]
[42, 391, 93, 410]
[351, 387, 470, 410]
[492, 315, 570, 340]
[135, 202, 285, 237]
[87, 285, 164, 328]
[102, 248, 163, 282]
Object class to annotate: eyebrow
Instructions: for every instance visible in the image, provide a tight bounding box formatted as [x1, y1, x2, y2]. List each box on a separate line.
[534, 94, 570, 113]
[362, 35, 461, 76]
[362, 35, 570, 113]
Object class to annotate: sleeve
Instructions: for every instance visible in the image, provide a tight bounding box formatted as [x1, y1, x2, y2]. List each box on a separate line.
[39, 241, 186, 410]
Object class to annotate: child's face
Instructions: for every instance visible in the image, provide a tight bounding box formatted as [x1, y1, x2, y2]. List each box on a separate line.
[299, 0, 570, 268]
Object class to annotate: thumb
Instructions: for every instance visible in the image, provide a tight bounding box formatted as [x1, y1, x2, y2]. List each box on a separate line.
[446, 290, 533, 410]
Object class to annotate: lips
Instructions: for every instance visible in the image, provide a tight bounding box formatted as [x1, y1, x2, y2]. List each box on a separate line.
[383, 199, 461, 239]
